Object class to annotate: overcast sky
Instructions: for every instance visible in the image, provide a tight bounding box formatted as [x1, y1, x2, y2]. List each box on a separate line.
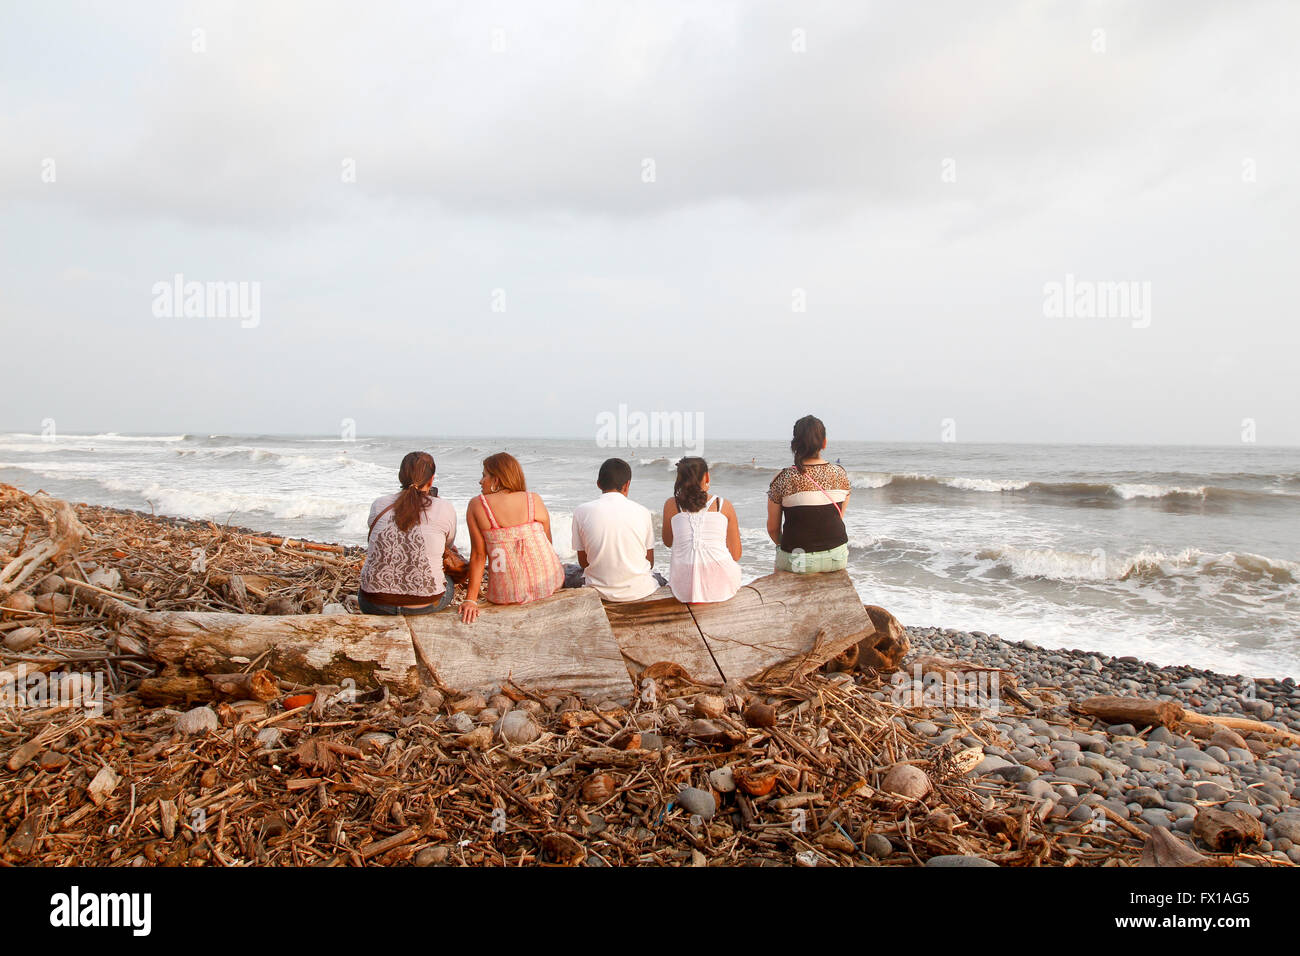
[2, 1, 1297, 445]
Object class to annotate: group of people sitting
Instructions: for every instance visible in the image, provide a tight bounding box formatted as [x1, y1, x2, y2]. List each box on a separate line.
[357, 415, 852, 623]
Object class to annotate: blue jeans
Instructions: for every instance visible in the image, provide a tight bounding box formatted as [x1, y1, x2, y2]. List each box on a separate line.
[358, 588, 454, 615]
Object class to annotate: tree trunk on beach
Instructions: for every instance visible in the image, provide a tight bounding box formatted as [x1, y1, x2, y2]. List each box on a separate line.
[124, 570, 877, 699]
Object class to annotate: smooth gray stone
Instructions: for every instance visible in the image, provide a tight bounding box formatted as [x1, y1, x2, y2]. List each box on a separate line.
[1244, 699, 1275, 720]
[1225, 801, 1263, 819]
[1128, 787, 1166, 809]
[1272, 814, 1300, 843]
[1194, 782, 1232, 802]
[1124, 756, 1168, 773]
[1176, 752, 1228, 774]
[1054, 765, 1103, 786]
[1149, 727, 1175, 745]
[975, 755, 1015, 775]
[1052, 740, 1082, 755]
[675, 787, 715, 820]
[1165, 802, 1197, 821]
[912, 721, 940, 736]
[864, 833, 893, 858]
[1024, 779, 1055, 800]
[1053, 783, 1081, 804]
[1140, 808, 1175, 828]
[926, 855, 999, 867]
[989, 764, 1038, 783]
[1079, 753, 1128, 777]
[1102, 799, 1131, 819]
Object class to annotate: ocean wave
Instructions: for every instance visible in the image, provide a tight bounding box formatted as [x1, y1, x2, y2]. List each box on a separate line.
[840, 471, 1293, 504]
[1112, 483, 1206, 500]
[101, 479, 365, 524]
[172, 445, 388, 474]
[69, 433, 190, 443]
[844, 532, 1299, 588]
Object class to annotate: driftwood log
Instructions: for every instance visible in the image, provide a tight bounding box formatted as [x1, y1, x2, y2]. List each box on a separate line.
[125, 571, 876, 699]
[1076, 696, 1185, 729]
[1077, 695, 1300, 747]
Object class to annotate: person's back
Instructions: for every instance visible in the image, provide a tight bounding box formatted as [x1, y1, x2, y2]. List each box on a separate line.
[459, 453, 564, 622]
[571, 458, 660, 602]
[767, 415, 851, 573]
[359, 452, 457, 615]
[664, 457, 742, 603]
[669, 498, 742, 603]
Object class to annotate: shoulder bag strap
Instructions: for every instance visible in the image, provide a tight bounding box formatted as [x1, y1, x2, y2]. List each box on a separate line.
[367, 500, 399, 540]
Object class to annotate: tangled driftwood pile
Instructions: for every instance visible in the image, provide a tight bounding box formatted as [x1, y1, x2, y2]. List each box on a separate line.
[0, 483, 1283, 866]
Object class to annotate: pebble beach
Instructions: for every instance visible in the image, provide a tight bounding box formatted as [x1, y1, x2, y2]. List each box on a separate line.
[901, 625, 1300, 865]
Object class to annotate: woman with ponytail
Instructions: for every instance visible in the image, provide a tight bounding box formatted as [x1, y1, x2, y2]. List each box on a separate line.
[358, 451, 458, 614]
[766, 415, 851, 573]
[662, 457, 742, 603]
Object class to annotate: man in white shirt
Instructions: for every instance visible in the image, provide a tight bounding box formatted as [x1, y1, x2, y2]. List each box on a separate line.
[568, 458, 666, 601]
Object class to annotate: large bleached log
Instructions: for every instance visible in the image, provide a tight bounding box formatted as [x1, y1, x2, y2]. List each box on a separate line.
[602, 591, 727, 687]
[604, 571, 874, 686]
[126, 570, 877, 699]
[408, 587, 631, 701]
[693, 571, 873, 683]
[127, 611, 424, 695]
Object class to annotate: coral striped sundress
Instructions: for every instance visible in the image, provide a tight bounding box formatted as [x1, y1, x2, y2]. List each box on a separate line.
[478, 492, 564, 605]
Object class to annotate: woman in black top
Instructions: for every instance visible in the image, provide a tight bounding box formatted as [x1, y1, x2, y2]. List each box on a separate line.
[766, 415, 851, 572]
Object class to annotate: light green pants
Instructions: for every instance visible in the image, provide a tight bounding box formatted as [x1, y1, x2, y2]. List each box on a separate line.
[775, 543, 849, 573]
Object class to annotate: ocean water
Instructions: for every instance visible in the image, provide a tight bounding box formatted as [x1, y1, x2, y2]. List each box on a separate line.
[2, 432, 1297, 679]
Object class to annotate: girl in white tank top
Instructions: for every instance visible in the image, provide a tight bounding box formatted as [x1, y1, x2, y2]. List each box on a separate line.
[663, 458, 743, 604]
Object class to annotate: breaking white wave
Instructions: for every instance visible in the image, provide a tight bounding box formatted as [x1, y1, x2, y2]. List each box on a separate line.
[1113, 483, 1207, 500]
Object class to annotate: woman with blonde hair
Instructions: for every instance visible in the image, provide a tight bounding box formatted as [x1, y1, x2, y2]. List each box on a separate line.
[460, 452, 565, 623]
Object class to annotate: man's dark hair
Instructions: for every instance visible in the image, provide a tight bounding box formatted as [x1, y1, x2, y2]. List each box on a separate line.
[597, 457, 633, 492]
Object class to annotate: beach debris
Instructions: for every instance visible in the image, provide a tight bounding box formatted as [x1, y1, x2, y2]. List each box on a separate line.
[857, 605, 911, 672]
[1191, 808, 1264, 853]
[1138, 826, 1211, 867]
[1, 482, 1295, 869]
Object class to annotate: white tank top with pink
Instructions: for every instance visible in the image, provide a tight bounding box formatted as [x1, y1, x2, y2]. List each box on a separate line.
[668, 496, 742, 604]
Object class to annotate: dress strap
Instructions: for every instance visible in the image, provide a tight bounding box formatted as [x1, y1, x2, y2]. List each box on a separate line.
[478, 494, 501, 529]
[527, 491, 536, 523]
[707, 495, 719, 512]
